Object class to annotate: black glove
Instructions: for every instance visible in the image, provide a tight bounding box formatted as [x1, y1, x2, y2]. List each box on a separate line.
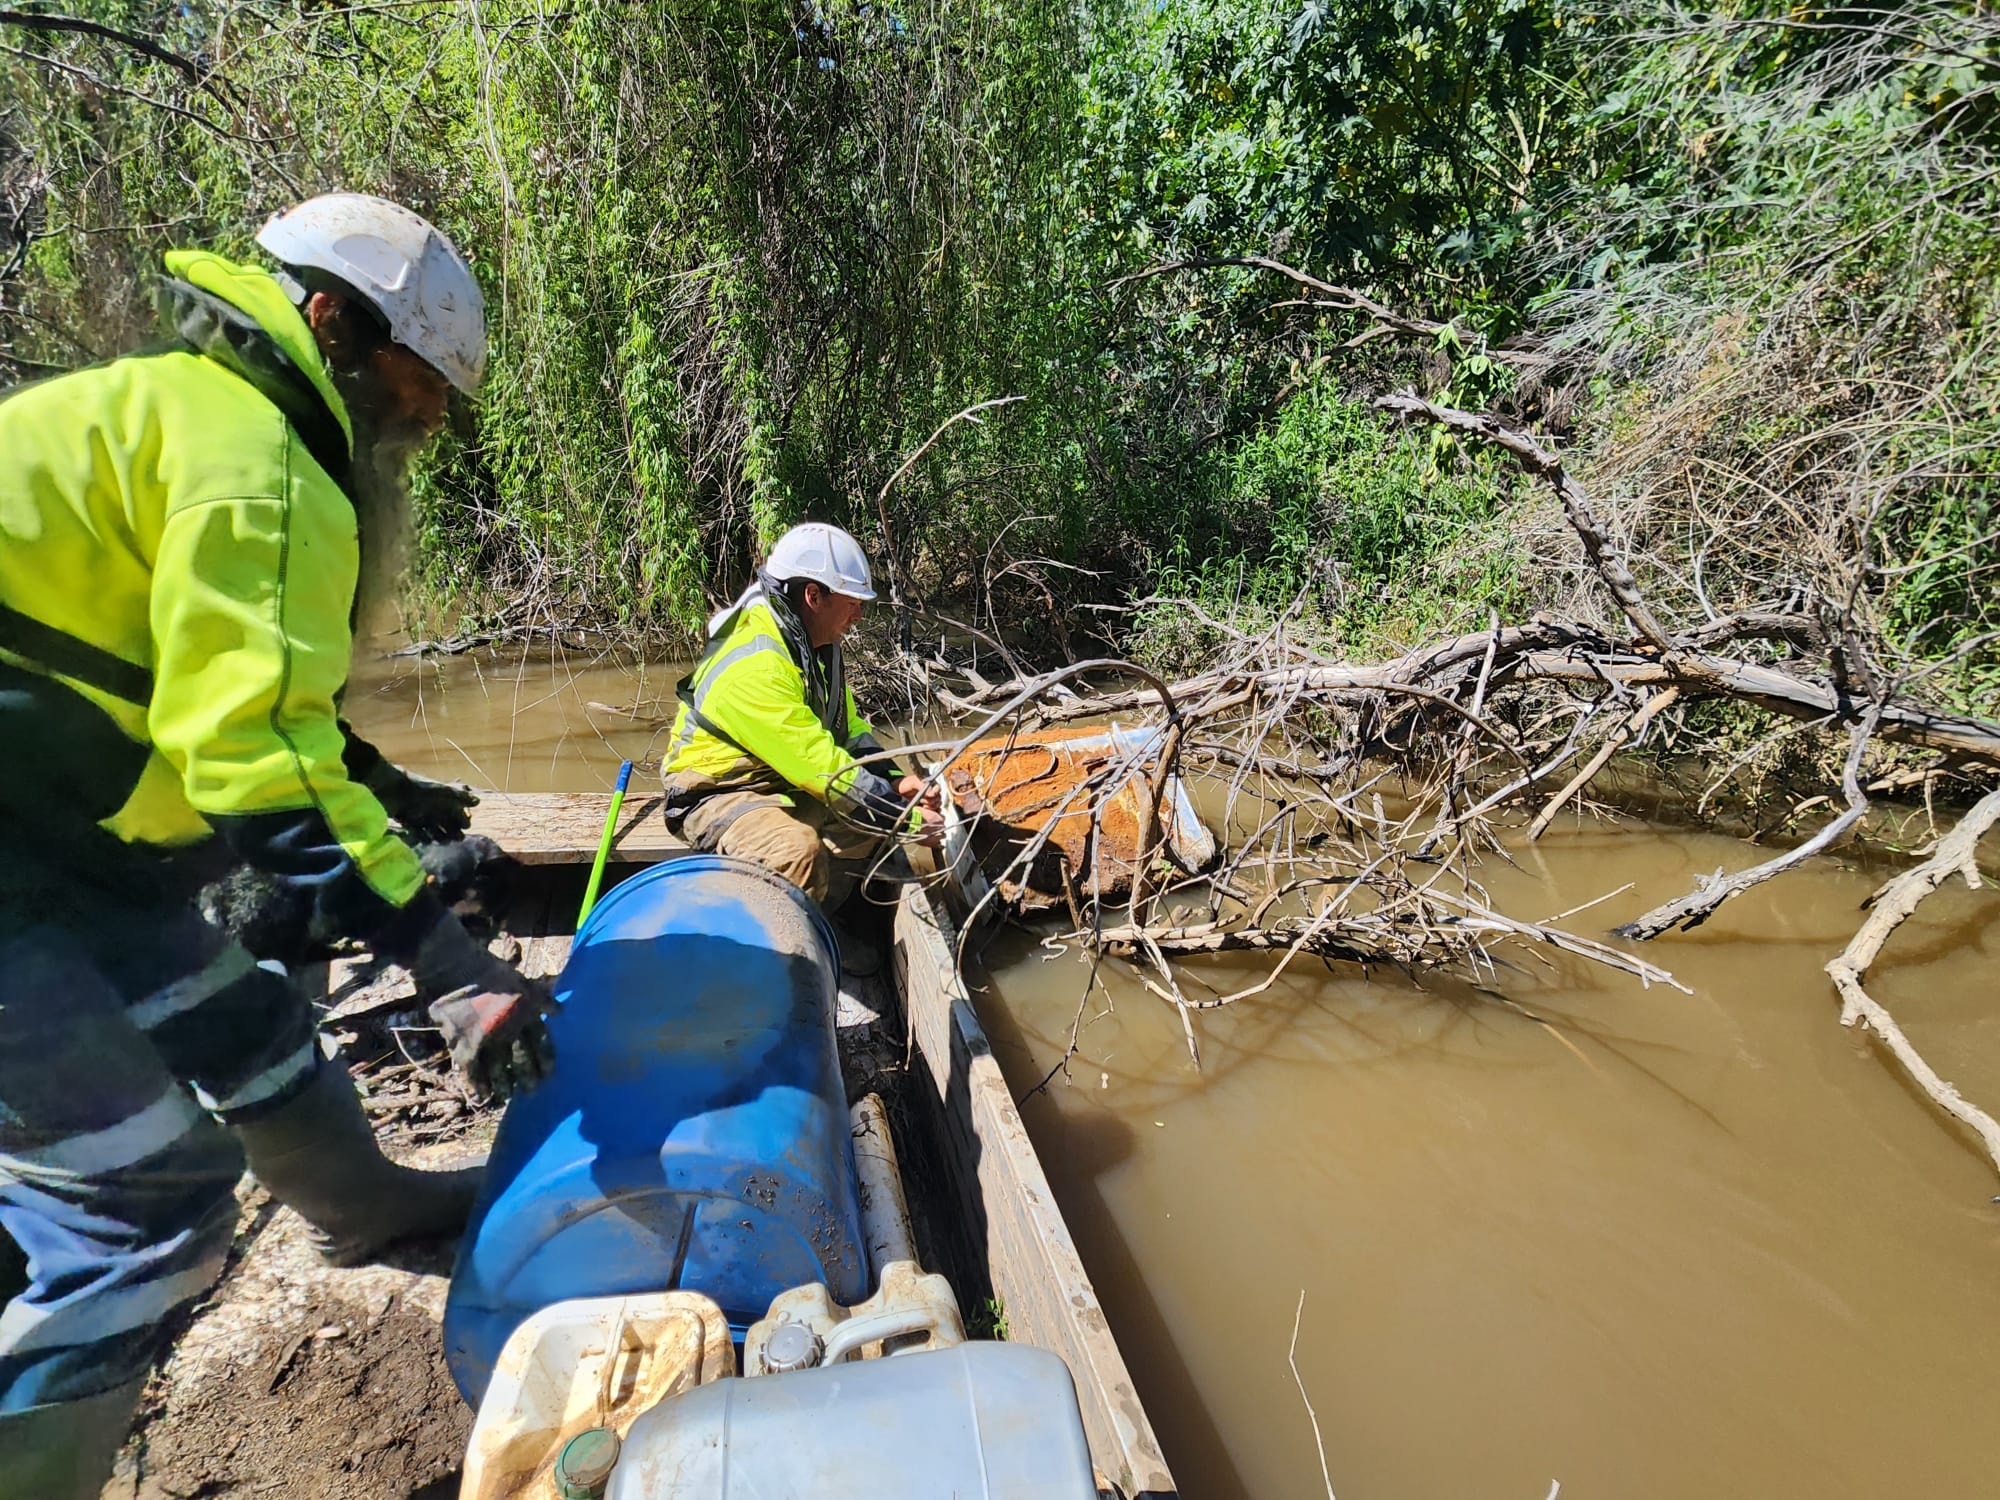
[410, 909, 554, 1100]
[365, 762, 480, 842]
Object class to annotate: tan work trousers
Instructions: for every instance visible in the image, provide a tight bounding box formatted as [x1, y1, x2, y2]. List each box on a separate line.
[678, 788, 886, 909]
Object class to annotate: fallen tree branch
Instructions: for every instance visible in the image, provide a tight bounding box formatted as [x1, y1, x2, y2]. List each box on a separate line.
[1375, 391, 1674, 651]
[1668, 653, 2000, 764]
[1106, 255, 1552, 371]
[1677, 611, 1826, 653]
[1529, 686, 1681, 840]
[1135, 931, 1201, 1070]
[1617, 710, 1878, 939]
[1422, 890, 1691, 993]
[1824, 787, 2000, 1179]
[919, 375, 1996, 1095]
[939, 620, 1592, 718]
[385, 622, 608, 658]
[946, 636, 2000, 766]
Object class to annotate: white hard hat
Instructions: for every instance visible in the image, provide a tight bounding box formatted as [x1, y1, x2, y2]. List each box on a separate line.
[765, 522, 876, 601]
[257, 193, 487, 394]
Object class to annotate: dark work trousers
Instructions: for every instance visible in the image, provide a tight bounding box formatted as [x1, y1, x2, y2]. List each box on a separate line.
[0, 859, 317, 1411]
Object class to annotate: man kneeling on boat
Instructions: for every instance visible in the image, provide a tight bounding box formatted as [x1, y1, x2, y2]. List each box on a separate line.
[661, 523, 944, 907]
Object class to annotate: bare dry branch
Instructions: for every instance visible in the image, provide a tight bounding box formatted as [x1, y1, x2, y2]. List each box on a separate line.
[1617, 712, 1878, 939]
[1528, 686, 1681, 840]
[944, 630, 2000, 765]
[1375, 391, 1674, 651]
[911, 388, 1994, 1179]
[871, 395, 1026, 619]
[1105, 255, 1552, 372]
[1824, 788, 2000, 1178]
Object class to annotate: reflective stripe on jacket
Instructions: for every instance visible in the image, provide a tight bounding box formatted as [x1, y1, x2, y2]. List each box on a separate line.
[0, 250, 429, 931]
[663, 594, 907, 832]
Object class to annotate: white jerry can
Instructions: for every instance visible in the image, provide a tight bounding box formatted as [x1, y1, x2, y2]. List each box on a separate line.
[458, 1290, 734, 1500]
[605, 1338, 1102, 1498]
[742, 1259, 967, 1376]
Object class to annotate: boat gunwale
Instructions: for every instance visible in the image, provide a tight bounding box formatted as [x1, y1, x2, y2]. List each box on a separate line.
[891, 873, 1176, 1498]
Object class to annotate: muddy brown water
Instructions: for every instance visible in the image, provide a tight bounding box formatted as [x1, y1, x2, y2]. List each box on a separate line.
[348, 647, 2000, 1500]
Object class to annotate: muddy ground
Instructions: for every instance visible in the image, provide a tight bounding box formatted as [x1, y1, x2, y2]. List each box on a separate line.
[104, 1109, 495, 1500]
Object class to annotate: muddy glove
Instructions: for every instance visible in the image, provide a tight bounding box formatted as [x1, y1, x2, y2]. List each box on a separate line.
[364, 762, 480, 842]
[410, 910, 555, 1101]
[430, 987, 556, 1103]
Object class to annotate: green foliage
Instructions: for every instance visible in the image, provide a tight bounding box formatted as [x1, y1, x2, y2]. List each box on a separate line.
[971, 1296, 1009, 1341]
[1061, 0, 1574, 661]
[1079, 0, 1570, 293]
[1531, 0, 2000, 710]
[1, 0, 1994, 707]
[1, 0, 1097, 639]
[1139, 375, 1527, 659]
[1084, 0, 2000, 708]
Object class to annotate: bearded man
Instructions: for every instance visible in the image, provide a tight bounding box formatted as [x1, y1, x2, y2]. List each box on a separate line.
[0, 194, 552, 1495]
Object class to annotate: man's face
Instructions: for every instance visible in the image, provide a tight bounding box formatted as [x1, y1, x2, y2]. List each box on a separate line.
[366, 340, 451, 439]
[800, 582, 865, 647]
[305, 290, 451, 443]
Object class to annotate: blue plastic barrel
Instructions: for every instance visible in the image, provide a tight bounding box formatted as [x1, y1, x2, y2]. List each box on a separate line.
[443, 855, 869, 1404]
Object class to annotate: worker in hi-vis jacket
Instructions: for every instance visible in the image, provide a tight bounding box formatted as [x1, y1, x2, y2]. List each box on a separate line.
[0, 194, 553, 1496]
[661, 522, 945, 907]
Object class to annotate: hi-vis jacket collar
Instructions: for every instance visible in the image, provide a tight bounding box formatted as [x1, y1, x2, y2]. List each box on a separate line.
[163, 249, 353, 456]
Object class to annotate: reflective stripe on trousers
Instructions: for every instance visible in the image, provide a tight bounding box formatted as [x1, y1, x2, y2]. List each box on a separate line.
[0, 895, 316, 1409]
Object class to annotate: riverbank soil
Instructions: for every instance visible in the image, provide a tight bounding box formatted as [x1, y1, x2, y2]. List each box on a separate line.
[105, 1124, 493, 1500]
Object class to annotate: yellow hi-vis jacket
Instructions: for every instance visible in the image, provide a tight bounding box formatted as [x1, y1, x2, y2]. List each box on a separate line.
[0, 250, 432, 937]
[662, 588, 909, 834]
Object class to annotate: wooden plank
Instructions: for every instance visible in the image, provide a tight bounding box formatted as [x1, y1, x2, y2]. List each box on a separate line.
[466, 791, 685, 865]
[515, 932, 573, 985]
[894, 882, 1176, 1499]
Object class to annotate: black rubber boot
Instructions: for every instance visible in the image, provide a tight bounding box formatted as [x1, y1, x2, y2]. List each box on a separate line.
[232, 1059, 486, 1268]
[0, 1376, 147, 1500]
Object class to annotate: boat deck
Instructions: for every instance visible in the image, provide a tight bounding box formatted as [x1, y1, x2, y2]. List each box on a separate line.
[467, 788, 681, 863]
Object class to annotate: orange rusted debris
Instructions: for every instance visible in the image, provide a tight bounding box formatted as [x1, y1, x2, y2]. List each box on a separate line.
[944, 725, 1192, 908]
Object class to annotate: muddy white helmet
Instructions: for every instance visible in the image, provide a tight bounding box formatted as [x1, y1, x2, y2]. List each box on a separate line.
[765, 523, 876, 601]
[257, 193, 486, 394]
